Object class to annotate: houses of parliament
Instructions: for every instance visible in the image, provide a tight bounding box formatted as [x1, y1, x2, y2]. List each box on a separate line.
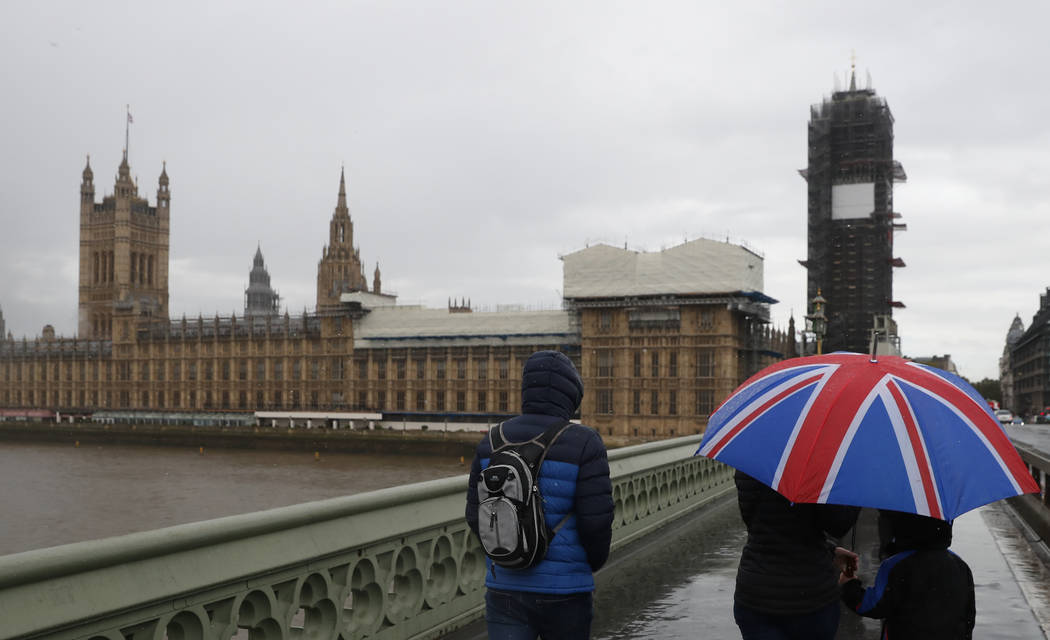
[0, 148, 791, 438]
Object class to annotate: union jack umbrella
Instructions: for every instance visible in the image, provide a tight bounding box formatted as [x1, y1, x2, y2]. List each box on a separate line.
[696, 353, 1039, 521]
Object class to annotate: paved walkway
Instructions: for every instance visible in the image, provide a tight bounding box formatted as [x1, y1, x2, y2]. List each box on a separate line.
[447, 494, 1050, 639]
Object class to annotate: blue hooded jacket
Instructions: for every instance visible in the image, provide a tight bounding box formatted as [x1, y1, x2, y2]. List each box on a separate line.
[465, 350, 614, 594]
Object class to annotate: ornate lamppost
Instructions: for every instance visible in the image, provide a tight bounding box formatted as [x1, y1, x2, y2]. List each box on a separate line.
[806, 290, 827, 355]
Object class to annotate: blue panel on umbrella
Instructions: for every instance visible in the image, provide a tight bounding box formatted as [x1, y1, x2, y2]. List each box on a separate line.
[897, 381, 1015, 519]
[911, 363, 997, 421]
[711, 364, 827, 429]
[825, 395, 917, 513]
[715, 384, 818, 486]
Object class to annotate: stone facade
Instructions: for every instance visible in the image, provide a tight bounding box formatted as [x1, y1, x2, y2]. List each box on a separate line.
[1000, 314, 1024, 413]
[77, 154, 170, 338]
[0, 155, 789, 438]
[1011, 290, 1050, 417]
[571, 298, 784, 438]
[316, 169, 370, 310]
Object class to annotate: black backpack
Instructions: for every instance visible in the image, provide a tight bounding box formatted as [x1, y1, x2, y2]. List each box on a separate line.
[477, 419, 572, 569]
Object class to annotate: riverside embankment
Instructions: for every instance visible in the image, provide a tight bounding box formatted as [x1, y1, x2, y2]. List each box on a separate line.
[0, 420, 643, 456]
[0, 421, 482, 457]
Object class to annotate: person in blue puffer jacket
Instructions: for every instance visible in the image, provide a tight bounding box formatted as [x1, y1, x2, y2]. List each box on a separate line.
[466, 350, 614, 639]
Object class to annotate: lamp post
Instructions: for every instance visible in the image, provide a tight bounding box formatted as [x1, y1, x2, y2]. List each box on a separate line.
[807, 290, 827, 355]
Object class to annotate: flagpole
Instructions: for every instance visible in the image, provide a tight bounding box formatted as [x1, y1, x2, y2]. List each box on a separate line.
[125, 104, 130, 160]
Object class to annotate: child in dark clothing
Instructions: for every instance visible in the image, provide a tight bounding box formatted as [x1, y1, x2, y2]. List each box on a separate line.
[839, 510, 975, 640]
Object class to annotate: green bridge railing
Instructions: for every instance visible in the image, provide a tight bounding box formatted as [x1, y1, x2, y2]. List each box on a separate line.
[0, 434, 734, 640]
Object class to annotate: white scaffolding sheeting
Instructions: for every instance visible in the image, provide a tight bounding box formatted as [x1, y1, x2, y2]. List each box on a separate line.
[561, 238, 765, 299]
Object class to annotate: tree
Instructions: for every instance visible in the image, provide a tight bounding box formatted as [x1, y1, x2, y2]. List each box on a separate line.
[969, 378, 1002, 404]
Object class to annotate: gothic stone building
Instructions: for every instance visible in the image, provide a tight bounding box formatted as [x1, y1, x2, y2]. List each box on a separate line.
[0, 154, 788, 438]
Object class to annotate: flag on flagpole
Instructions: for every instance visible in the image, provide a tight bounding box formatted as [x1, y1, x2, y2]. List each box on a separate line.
[127, 111, 133, 124]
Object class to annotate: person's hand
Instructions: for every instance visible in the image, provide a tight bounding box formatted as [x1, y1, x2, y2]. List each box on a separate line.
[833, 546, 858, 578]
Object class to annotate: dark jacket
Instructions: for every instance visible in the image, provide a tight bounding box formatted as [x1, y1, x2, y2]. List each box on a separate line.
[734, 470, 860, 615]
[842, 512, 975, 639]
[465, 350, 614, 594]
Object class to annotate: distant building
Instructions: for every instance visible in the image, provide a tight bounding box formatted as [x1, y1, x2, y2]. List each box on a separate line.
[0, 148, 789, 438]
[800, 66, 907, 353]
[77, 153, 170, 338]
[911, 354, 958, 375]
[244, 247, 280, 317]
[1000, 314, 1024, 412]
[316, 168, 370, 310]
[561, 240, 787, 437]
[1010, 289, 1050, 417]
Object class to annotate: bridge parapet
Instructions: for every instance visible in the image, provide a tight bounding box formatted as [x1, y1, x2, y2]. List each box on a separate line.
[0, 435, 733, 640]
[1011, 440, 1050, 544]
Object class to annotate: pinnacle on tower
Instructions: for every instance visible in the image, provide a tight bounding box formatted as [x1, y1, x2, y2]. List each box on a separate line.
[849, 50, 857, 91]
[336, 166, 348, 213]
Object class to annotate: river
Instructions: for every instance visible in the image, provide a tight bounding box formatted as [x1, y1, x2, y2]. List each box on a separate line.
[0, 441, 468, 556]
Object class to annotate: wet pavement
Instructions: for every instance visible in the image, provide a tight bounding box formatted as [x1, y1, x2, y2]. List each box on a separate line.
[1009, 423, 1050, 454]
[600, 497, 1050, 639]
[447, 494, 1050, 639]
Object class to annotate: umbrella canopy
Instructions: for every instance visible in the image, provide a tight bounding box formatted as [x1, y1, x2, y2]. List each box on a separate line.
[696, 353, 1039, 520]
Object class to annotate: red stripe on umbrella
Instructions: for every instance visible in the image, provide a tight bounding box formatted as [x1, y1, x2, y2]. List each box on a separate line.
[888, 379, 943, 520]
[706, 372, 824, 458]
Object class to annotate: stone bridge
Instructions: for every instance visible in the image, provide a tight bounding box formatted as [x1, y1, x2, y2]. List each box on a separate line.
[2, 433, 1047, 640]
[0, 435, 736, 639]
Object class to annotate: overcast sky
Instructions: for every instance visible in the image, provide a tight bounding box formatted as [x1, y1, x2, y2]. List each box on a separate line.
[2, 1, 1048, 382]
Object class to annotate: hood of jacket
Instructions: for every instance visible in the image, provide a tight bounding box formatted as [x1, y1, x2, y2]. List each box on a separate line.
[520, 350, 583, 419]
[882, 510, 953, 553]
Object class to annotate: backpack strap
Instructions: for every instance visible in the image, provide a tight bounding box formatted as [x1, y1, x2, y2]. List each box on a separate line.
[491, 419, 573, 472]
[487, 422, 506, 453]
[531, 419, 572, 471]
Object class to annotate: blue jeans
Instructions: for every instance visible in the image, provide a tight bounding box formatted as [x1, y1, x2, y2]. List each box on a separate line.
[733, 600, 840, 640]
[485, 589, 593, 639]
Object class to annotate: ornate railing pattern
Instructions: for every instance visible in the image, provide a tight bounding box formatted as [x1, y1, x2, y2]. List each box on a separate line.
[0, 435, 733, 640]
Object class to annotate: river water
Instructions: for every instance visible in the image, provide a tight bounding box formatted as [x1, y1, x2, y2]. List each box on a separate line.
[0, 441, 467, 556]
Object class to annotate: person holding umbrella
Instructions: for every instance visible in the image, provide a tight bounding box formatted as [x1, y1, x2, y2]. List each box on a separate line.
[733, 470, 860, 639]
[696, 351, 1039, 638]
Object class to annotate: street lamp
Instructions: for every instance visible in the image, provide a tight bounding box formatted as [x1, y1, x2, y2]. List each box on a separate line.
[807, 290, 827, 355]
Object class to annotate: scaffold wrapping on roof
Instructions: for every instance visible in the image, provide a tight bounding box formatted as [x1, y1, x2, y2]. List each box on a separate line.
[560, 238, 765, 299]
[353, 307, 575, 348]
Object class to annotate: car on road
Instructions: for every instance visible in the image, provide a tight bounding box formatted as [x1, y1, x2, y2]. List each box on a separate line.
[1011, 417, 1025, 426]
[995, 409, 1014, 425]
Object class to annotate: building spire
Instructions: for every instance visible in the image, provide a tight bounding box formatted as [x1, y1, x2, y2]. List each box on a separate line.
[849, 50, 857, 91]
[337, 165, 348, 211]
